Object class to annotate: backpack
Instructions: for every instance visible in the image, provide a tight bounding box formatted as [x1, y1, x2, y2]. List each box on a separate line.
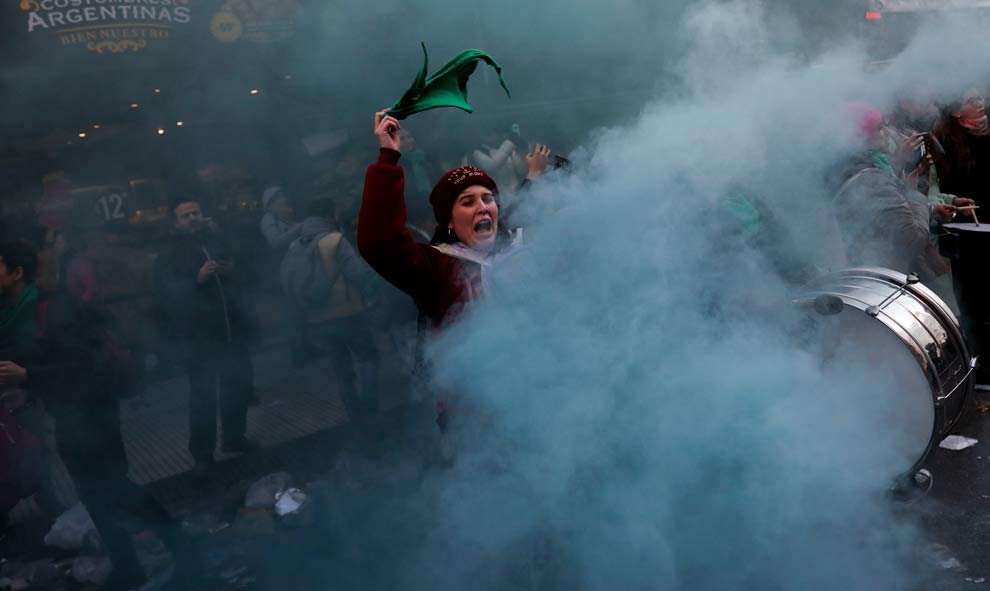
[0, 404, 43, 514]
[333, 235, 382, 306]
[280, 233, 336, 310]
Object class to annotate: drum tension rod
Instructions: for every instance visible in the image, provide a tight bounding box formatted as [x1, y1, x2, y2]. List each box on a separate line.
[866, 273, 920, 318]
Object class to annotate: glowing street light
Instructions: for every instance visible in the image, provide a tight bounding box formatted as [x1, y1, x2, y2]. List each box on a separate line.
[249, 88, 260, 95]
[176, 121, 184, 127]
[131, 103, 140, 109]
[157, 128, 166, 136]
[154, 88, 161, 93]
[78, 132, 87, 138]
[92, 124, 101, 129]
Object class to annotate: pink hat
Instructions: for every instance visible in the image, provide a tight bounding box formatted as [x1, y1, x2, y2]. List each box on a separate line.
[843, 101, 884, 140]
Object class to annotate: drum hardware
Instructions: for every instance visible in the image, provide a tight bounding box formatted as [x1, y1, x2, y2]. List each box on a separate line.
[866, 272, 920, 317]
[890, 468, 934, 504]
[816, 294, 843, 315]
[792, 294, 843, 315]
[937, 357, 977, 407]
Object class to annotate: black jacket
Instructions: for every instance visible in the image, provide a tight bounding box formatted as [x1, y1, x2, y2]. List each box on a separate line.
[154, 229, 251, 351]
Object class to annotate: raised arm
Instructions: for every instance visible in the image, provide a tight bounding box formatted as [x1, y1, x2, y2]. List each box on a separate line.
[357, 111, 440, 298]
[473, 138, 516, 170]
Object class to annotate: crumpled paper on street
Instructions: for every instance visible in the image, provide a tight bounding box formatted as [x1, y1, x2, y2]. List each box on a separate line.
[245, 472, 292, 508]
[274, 488, 307, 516]
[69, 556, 112, 585]
[940, 435, 979, 451]
[44, 503, 98, 550]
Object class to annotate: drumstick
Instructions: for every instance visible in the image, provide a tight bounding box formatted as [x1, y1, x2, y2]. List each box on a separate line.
[974, 209, 981, 226]
[957, 205, 980, 211]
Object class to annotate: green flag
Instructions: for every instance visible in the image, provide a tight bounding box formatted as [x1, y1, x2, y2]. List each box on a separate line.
[387, 43, 511, 120]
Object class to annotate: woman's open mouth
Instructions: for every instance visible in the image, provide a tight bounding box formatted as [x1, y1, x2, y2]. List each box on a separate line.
[474, 219, 493, 233]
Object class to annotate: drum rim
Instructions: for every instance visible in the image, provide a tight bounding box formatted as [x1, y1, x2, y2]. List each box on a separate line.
[807, 268, 971, 381]
[799, 266, 972, 474]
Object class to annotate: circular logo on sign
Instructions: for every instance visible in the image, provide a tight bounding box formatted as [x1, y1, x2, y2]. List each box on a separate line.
[211, 11, 242, 42]
[212, 0, 299, 44]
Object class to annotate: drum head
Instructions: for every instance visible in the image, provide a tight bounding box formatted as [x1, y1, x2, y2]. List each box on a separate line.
[815, 309, 936, 478]
[942, 222, 990, 233]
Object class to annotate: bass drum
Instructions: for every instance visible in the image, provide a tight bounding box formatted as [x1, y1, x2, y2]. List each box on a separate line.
[797, 267, 974, 476]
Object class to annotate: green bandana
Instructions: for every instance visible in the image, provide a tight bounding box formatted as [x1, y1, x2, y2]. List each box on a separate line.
[865, 150, 894, 176]
[387, 43, 511, 120]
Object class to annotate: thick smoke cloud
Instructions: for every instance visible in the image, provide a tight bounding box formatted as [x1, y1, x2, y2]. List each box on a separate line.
[7, 0, 990, 588]
[334, 3, 990, 590]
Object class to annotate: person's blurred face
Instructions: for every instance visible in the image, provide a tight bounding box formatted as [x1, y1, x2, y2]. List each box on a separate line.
[450, 185, 498, 251]
[955, 91, 986, 121]
[0, 257, 23, 299]
[271, 194, 295, 220]
[867, 124, 889, 151]
[898, 98, 939, 129]
[174, 201, 205, 234]
[45, 229, 66, 258]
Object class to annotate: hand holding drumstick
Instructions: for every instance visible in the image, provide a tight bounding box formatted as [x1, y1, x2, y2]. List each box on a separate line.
[952, 198, 980, 225]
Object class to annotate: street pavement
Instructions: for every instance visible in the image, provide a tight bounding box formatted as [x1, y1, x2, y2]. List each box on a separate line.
[920, 388, 990, 589]
[8, 335, 990, 590]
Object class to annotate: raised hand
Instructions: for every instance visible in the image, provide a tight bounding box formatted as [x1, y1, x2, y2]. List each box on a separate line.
[374, 110, 402, 152]
[526, 144, 552, 180]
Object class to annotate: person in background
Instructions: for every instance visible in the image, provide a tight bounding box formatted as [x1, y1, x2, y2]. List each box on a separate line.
[282, 198, 381, 436]
[0, 240, 41, 352]
[472, 127, 528, 194]
[155, 193, 258, 473]
[831, 102, 955, 282]
[932, 90, 990, 385]
[934, 89, 990, 206]
[14, 244, 209, 591]
[885, 97, 974, 313]
[0, 239, 64, 522]
[259, 184, 310, 365]
[260, 185, 302, 251]
[888, 97, 975, 210]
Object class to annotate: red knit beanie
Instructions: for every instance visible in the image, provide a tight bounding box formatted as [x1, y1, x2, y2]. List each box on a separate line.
[428, 166, 499, 228]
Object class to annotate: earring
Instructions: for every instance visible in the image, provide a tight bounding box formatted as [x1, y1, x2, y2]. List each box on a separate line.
[448, 226, 455, 239]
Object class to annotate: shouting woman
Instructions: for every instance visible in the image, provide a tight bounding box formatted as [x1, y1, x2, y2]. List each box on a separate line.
[358, 110, 539, 329]
[358, 110, 544, 431]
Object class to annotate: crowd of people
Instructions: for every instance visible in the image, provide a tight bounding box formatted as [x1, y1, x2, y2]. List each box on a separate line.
[0, 116, 556, 589]
[1, 85, 989, 587]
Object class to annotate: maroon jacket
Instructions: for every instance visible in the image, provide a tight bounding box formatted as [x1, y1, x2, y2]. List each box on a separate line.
[358, 148, 478, 329]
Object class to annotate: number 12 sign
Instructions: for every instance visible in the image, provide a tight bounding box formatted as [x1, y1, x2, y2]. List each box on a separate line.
[96, 192, 127, 221]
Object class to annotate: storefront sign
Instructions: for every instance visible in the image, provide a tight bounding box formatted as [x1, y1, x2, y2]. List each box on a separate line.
[870, 0, 990, 12]
[20, 0, 193, 54]
[210, 0, 298, 44]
